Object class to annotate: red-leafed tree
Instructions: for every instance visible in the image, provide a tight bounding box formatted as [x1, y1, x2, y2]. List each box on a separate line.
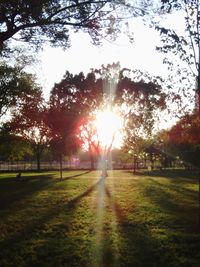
[168, 113, 200, 167]
[7, 85, 49, 171]
[47, 108, 80, 180]
[50, 64, 167, 175]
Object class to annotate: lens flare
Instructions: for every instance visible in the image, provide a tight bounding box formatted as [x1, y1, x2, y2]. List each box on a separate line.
[95, 109, 123, 148]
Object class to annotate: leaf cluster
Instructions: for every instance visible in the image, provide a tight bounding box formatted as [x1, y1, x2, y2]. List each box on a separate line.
[0, 0, 144, 53]
[0, 61, 42, 118]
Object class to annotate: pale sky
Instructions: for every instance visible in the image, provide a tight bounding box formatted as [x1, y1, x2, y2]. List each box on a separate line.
[35, 19, 167, 100]
[31, 13, 194, 131]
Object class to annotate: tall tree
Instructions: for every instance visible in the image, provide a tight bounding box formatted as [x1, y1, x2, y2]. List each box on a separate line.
[156, 0, 200, 112]
[0, 61, 39, 118]
[117, 68, 166, 172]
[7, 86, 49, 171]
[46, 102, 80, 179]
[156, 0, 200, 230]
[167, 113, 200, 167]
[0, 0, 147, 54]
[162, 114, 200, 231]
[50, 64, 166, 174]
[0, 125, 32, 161]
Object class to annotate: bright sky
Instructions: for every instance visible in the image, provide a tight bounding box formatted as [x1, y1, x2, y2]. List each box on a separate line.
[35, 19, 167, 100]
[32, 13, 194, 132]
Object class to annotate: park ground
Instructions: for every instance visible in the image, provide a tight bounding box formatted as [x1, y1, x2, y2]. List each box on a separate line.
[0, 169, 200, 267]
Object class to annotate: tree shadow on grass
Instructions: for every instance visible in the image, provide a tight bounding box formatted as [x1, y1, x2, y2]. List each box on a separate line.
[66, 177, 103, 208]
[59, 170, 92, 181]
[0, 176, 104, 267]
[0, 174, 55, 210]
[142, 178, 199, 233]
[1, 174, 199, 267]
[103, 180, 200, 267]
[90, 182, 176, 267]
[141, 168, 198, 182]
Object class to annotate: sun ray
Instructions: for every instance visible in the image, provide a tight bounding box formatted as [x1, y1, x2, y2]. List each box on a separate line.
[95, 109, 123, 149]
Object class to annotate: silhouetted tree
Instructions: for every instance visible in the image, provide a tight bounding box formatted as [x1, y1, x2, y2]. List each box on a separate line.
[46, 104, 79, 180]
[157, 112, 200, 229]
[0, 62, 40, 118]
[50, 64, 167, 175]
[156, 0, 200, 112]
[117, 68, 166, 173]
[0, 125, 32, 161]
[0, 0, 147, 54]
[167, 113, 200, 167]
[7, 88, 49, 171]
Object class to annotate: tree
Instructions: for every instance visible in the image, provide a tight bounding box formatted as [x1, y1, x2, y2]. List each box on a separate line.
[78, 116, 100, 169]
[0, 61, 40, 118]
[7, 86, 49, 171]
[50, 64, 167, 175]
[49, 69, 105, 172]
[167, 113, 200, 167]
[117, 68, 166, 173]
[46, 102, 80, 180]
[0, 125, 32, 161]
[157, 113, 200, 229]
[156, 0, 200, 112]
[0, 0, 146, 54]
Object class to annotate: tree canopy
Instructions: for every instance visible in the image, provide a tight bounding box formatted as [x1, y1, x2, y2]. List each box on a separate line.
[6, 88, 48, 171]
[0, 61, 42, 118]
[156, 0, 200, 112]
[0, 0, 147, 54]
[49, 64, 166, 159]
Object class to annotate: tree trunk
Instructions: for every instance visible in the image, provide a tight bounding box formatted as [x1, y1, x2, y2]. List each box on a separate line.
[199, 171, 200, 230]
[197, 68, 200, 230]
[34, 145, 42, 172]
[36, 152, 41, 172]
[101, 155, 108, 178]
[144, 158, 147, 169]
[59, 153, 63, 181]
[89, 145, 94, 170]
[133, 156, 137, 174]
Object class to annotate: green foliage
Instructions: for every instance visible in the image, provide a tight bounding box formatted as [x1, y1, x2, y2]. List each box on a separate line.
[0, 61, 41, 117]
[112, 148, 132, 164]
[7, 88, 49, 170]
[0, 128, 32, 160]
[0, 0, 144, 54]
[155, 0, 199, 113]
[158, 0, 199, 71]
[0, 170, 199, 266]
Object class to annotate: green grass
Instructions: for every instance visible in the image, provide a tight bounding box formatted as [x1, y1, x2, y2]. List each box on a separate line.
[0, 169, 199, 267]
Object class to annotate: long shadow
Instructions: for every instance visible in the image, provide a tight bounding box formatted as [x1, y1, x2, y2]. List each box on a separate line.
[0, 176, 105, 267]
[141, 168, 198, 182]
[102, 179, 200, 267]
[66, 177, 104, 208]
[0, 176, 103, 240]
[0, 174, 54, 209]
[142, 178, 198, 232]
[0, 174, 199, 267]
[89, 180, 174, 267]
[59, 170, 92, 181]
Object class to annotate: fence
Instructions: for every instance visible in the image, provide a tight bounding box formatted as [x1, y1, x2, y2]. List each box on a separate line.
[0, 160, 135, 171]
[0, 161, 84, 171]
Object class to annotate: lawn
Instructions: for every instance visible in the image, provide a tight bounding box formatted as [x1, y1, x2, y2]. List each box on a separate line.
[0, 169, 199, 267]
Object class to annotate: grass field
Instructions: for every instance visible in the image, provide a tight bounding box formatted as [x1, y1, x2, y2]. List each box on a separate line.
[0, 169, 199, 267]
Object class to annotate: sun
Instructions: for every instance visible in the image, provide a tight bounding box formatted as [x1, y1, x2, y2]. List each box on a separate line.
[95, 109, 123, 148]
